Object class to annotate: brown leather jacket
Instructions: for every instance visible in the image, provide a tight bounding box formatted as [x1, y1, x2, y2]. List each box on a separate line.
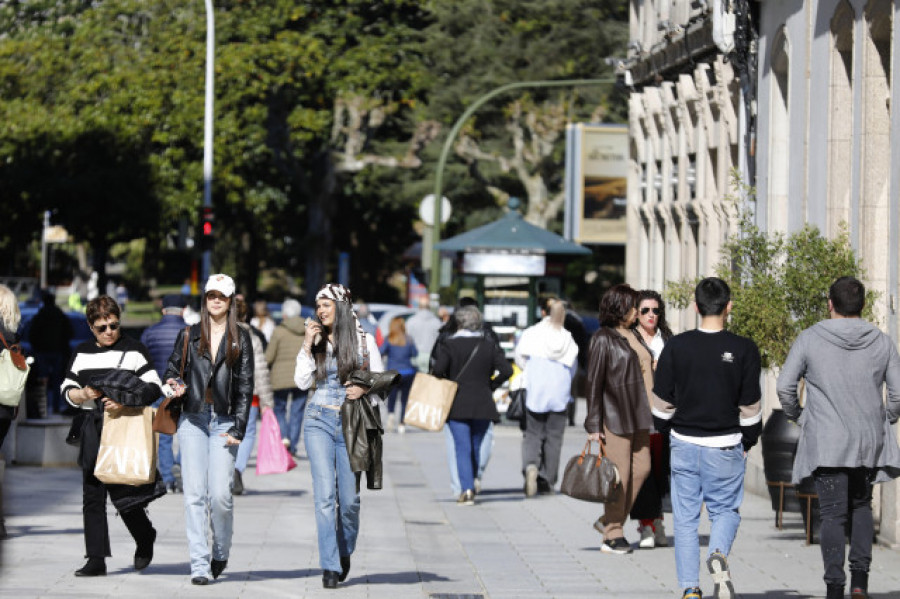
[584, 327, 653, 436]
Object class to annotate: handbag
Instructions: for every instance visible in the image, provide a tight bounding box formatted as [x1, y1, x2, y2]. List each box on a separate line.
[0, 329, 29, 407]
[404, 341, 482, 432]
[560, 440, 621, 503]
[94, 406, 157, 486]
[65, 411, 88, 446]
[505, 388, 526, 422]
[256, 409, 297, 475]
[152, 326, 189, 435]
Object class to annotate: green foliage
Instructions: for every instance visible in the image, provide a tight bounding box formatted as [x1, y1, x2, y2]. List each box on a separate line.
[666, 174, 876, 369]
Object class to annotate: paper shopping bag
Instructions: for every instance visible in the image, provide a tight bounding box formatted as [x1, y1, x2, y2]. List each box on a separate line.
[256, 409, 297, 475]
[94, 407, 157, 486]
[403, 373, 458, 432]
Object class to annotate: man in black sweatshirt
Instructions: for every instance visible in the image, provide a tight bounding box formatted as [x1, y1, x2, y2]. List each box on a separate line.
[651, 277, 761, 599]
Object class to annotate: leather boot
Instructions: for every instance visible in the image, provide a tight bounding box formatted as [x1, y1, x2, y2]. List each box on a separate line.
[75, 557, 107, 577]
[850, 570, 869, 599]
[826, 584, 845, 599]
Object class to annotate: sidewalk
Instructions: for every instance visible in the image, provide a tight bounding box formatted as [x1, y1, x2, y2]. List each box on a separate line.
[2, 417, 900, 598]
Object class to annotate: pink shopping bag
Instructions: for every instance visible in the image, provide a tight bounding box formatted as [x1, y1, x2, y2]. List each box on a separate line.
[256, 408, 297, 475]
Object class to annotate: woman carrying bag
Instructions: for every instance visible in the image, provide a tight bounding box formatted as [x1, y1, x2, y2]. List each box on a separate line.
[164, 274, 253, 585]
[62, 295, 163, 577]
[294, 283, 383, 589]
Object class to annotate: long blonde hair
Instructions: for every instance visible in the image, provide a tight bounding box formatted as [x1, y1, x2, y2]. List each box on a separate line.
[0, 285, 21, 334]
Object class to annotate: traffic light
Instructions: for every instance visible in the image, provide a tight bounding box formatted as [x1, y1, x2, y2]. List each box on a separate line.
[199, 206, 214, 251]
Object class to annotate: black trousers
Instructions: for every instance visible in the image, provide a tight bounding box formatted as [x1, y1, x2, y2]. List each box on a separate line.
[83, 469, 154, 559]
[813, 467, 874, 586]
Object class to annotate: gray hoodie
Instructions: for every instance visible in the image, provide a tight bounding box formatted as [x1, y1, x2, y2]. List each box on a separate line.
[776, 318, 900, 483]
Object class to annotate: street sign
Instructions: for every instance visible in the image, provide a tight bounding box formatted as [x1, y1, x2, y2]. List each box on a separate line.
[419, 194, 451, 226]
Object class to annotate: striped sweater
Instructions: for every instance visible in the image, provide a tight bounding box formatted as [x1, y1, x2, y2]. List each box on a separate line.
[62, 335, 162, 410]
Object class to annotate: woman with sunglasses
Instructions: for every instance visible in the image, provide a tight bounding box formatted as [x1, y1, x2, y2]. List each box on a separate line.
[294, 283, 383, 589]
[629, 289, 674, 549]
[164, 274, 253, 585]
[62, 295, 164, 577]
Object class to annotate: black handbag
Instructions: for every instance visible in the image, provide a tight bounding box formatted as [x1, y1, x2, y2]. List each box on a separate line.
[65, 410, 88, 446]
[560, 440, 621, 503]
[506, 388, 526, 422]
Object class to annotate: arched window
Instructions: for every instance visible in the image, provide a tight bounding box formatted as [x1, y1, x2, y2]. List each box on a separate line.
[827, 1, 854, 231]
[769, 27, 790, 232]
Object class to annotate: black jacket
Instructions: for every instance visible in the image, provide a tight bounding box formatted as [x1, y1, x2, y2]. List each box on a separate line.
[164, 324, 254, 440]
[341, 396, 384, 491]
[432, 334, 512, 421]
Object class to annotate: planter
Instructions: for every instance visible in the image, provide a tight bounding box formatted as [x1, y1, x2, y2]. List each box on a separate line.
[761, 409, 801, 513]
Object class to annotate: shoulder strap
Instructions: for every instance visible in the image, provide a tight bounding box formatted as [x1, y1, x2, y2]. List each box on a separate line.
[0, 329, 27, 371]
[180, 326, 190, 379]
[453, 338, 482, 382]
[361, 331, 370, 371]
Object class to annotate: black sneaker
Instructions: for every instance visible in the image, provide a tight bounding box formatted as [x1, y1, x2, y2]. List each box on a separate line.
[706, 551, 735, 599]
[600, 537, 633, 554]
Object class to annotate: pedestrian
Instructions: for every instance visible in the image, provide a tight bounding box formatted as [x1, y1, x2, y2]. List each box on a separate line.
[629, 289, 674, 549]
[585, 284, 652, 555]
[379, 316, 417, 433]
[294, 283, 383, 588]
[652, 277, 761, 599]
[0, 284, 23, 539]
[405, 296, 441, 372]
[776, 276, 900, 599]
[164, 274, 253, 585]
[140, 294, 187, 493]
[27, 290, 73, 414]
[250, 299, 275, 342]
[515, 298, 578, 497]
[265, 299, 308, 456]
[432, 305, 512, 505]
[233, 296, 274, 495]
[355, 301, 378, 337]
[62, 295, 164, 577]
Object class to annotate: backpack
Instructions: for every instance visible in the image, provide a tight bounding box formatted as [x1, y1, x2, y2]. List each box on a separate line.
[0, 330, 30, 407]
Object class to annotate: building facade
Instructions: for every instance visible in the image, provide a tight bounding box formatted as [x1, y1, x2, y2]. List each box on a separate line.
[626, 0, 900, 544]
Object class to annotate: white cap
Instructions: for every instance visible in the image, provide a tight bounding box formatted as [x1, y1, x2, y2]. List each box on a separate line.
[204, 274, 235, 297]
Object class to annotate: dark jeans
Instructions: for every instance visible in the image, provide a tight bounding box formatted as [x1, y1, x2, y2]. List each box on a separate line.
[83, 469, 154, 558]
[387, 372, 415, 423]
[813, 467, 874, 586]
[521, 409, 567, 486]
[34, 351, 66, 414]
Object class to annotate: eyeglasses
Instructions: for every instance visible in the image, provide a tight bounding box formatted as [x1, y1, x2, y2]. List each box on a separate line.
[640, 307, 661, 316]
[92, 322, 120, 333]
[206, 292, 229, 302]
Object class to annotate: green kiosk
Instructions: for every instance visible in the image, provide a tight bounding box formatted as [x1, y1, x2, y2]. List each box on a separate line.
[435, 198, 591, 357]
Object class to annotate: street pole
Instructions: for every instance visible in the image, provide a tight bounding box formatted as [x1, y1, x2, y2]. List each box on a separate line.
[40, 210, 50, 290]
[201, 0, 215, 284]
[428, 78, 616, 297]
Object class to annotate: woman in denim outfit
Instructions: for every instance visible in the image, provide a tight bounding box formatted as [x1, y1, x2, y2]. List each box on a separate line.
[294, 283, 382, 589]
[165, 274, 253, 585]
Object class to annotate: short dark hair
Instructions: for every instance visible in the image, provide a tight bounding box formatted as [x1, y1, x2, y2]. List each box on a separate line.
[86, 295, 121, 326]
[829, 276, 865, 316]
[695, 277, 731, 316]
[599, 284, 639, 327]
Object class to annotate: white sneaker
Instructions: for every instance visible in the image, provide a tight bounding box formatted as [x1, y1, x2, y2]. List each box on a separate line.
[473, 478, 482, 494]
[653, 518, 668, 547]
[387, 413, 397, 432]
[397, 424, 406, 434]
[639, 525, 655, 549]
[524, 464, 538, 497]
[281, 438, 290, 448]
[707, 551, 735, 599]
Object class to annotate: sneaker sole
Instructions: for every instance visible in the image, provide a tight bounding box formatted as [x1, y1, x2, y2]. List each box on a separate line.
[707, 553, 735, 599]
[639, 537, 655, 549]
[600, 542, 633, 555]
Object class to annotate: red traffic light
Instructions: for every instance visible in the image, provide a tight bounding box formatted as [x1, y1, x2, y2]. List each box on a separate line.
[203, 221, 213, 236]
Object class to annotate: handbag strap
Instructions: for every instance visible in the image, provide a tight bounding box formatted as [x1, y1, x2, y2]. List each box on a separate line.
[0, 329, 26, 370]
[579, 439, 608, 466]
[360, 330, 370, 371]
[179, 326, 190, 379]
[452, 339, 482, 382]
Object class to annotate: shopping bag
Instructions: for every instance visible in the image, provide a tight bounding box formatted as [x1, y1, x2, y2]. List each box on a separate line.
[403, 373, 458, 432]
[0, 330, 29, 407]
[94, 407, 157, 486]
[560, 440, 621, 503]
[256, 408, 297, 475]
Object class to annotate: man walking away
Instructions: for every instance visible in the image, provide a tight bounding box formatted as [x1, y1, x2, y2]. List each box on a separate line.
[405, 297, 441, 373]
[776, 276, 900, 599]
[141, 294, 187, 492]
[28, 291, 73, 414]
[652, 277, 761, 599]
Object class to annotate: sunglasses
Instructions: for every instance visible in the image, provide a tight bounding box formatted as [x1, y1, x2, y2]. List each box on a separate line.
[640, 307, 661, 316]
[92, 322, 120, 333]
[206, 292, 230, 302]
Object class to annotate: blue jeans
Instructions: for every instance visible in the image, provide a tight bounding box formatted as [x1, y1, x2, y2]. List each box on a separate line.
[152, 396, 177, 484]
[670, 436, 745, 589]
[274, 388, 307, 453]
[234, 405, 259, 473]
[446, 419, 491, 494]
[445, 422, 494, 495]
[386, 372, 415, 423]
[304, 404, 360, 572]
[178, 406, 238, 578]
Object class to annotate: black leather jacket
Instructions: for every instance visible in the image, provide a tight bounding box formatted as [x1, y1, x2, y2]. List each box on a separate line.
[164, 324, 254, 440]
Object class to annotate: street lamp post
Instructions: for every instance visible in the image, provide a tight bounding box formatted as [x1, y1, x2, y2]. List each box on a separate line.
[428, 78, 616, 298]
[201, 0, 215, 284]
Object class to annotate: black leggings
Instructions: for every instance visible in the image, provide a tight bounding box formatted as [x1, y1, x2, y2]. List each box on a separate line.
[813, 467, 874, 586]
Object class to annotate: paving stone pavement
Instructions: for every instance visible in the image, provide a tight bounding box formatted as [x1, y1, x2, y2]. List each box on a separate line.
[2, 413, 900, 598]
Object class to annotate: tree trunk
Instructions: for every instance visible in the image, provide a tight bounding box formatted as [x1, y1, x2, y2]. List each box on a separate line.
[304, 154, 337, 304]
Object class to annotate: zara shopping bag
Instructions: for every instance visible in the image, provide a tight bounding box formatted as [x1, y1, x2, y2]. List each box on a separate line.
[560, 440, 621, 503]
[403, 373, 458, 431]
[256, 408, 297, 475]
[93, 407, 157, 486]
